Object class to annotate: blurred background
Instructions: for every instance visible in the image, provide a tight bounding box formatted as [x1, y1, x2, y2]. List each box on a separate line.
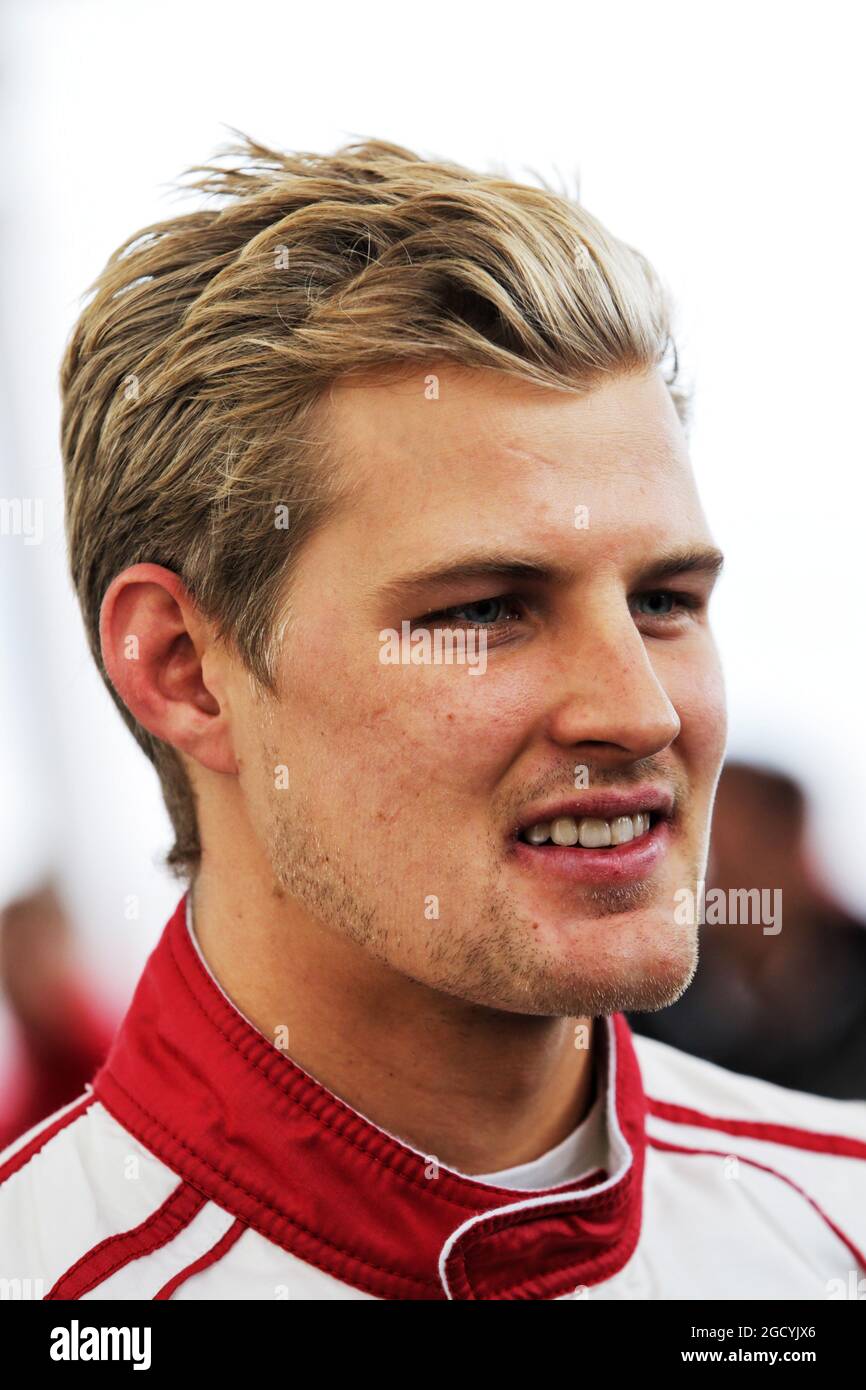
[1, 0, 864, 1144]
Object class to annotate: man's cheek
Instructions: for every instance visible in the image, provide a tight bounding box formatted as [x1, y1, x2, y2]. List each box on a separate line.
[369, 669, 532, 761]
[675, 665, 727, 772]
[426, 670, 541, 746]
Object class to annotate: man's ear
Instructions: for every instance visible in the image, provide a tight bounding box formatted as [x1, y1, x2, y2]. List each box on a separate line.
[99, 563, 238, 775]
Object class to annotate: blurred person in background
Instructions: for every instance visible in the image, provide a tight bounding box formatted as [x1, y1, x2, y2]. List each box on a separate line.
[0, 883, 117, 1149]
[629, 760, 866, 1099]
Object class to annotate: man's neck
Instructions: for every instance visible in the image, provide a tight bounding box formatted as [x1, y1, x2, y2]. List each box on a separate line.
[189, 863, 597, 1175]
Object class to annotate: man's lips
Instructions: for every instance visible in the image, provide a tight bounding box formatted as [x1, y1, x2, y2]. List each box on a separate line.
[507, 784, 677, 886]
[508, 816, 673, 885]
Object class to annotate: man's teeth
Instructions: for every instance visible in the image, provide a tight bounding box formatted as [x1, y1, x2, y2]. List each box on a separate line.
[523, 812, 652, 847]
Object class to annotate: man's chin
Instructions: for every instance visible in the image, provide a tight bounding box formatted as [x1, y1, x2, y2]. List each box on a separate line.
[498, 915, 699, 1018]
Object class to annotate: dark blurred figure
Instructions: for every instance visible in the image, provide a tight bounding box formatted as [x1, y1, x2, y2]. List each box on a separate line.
[628, 761, 866, 1099]
[0, 883, 117, 1150]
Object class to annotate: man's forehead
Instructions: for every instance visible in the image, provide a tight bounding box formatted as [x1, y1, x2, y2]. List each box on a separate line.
[324, 362, 694, 517]
[294, 364, 718, 619]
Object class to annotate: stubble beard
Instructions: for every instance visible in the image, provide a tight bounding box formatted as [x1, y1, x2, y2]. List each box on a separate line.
[262, 775, 703, 1020]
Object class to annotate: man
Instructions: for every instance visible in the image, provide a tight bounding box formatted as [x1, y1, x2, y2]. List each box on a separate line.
[1, 134, 864, 1301]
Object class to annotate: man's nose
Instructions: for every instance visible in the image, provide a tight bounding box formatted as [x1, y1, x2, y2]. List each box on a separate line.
[543, 602, 681, 760]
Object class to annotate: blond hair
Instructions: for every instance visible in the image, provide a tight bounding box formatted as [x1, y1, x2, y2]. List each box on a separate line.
[60, 130, 690, 876]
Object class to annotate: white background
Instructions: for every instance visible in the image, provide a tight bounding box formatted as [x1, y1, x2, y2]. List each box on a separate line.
[0, 0, 863, 1042]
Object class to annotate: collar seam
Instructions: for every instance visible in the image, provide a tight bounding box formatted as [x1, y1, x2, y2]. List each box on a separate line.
[169, 916, 632, 1214]
[166, 927, 515, 1213]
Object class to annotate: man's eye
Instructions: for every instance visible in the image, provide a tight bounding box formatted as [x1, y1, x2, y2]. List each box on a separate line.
[417, 596, 522, 628]
[633, 590, 696, 619]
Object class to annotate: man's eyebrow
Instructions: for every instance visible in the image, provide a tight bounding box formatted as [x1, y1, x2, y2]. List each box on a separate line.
[637, 546, 725, 585]
[375, 553, 565, 606]
[375, 545, 725, 607]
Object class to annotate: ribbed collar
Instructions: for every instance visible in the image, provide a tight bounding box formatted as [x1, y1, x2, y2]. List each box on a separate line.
[93, 894, 648, 1300]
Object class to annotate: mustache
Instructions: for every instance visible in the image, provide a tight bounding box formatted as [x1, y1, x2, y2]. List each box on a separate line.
[514, 756, 688, 815]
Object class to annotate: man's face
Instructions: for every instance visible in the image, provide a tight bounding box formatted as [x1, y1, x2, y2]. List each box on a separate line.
[228, 363, 727, 1017]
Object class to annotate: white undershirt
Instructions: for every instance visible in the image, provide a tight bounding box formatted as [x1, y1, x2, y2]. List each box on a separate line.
[469, 1070, 607, 1190]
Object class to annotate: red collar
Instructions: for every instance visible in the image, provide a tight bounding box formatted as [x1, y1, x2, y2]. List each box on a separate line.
[93, 894, 647, 1300]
